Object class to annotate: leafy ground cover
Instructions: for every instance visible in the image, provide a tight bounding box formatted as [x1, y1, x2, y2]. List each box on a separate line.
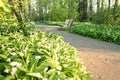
[37, 21, 64, 26]
[59, 22, 120, 45]
[0, 26, 91, 80]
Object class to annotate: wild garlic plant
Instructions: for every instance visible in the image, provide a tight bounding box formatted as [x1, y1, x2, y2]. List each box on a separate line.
[0, 28, 91, 80]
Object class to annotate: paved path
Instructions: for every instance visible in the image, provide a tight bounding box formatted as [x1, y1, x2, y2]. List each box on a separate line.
[37, 25, 120, 80]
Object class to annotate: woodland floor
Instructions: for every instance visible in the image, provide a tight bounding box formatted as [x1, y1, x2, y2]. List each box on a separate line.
[37, 24, 120, 80]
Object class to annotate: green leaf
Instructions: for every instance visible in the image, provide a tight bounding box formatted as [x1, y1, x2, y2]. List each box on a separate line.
[5, 75, 15, 80]
[0, 54, 7, 59]
[26, 72, 43, 78]
[0, 0, 4, 7]
[0, 75, 5, 80]
[0, 0, 10, 12]
[18, 66, 28, 73]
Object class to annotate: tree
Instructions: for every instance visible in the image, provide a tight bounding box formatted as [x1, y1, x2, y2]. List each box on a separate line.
[77, 0, 89, 21]
[101, 0, 104, 12]
[108, 0, 111, 12]
[113, 0, 119, 20]
[28, 0, 32, 20]
[8, 0, 28, 28]
[89, 0, 93, 21]
[97, 0, 100, 13]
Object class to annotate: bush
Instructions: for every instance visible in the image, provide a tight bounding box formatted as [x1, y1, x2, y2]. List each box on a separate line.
[60, 22, 120, 44]
[0, 27, 91, 80]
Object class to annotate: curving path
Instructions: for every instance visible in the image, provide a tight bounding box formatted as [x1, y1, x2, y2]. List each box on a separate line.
[37, 25, 120, 80]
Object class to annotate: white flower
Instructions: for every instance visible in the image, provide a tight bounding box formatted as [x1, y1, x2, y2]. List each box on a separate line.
[7, 48, 12, 51]
[19, 52, 24, 57]
[10, 52, 16, 56]
[10, 62, 22, 67]
[48, 52, 50, 55]
[12, 67, 17, 71]
[11, 67, 17, 75]
[36, 73, 41, 78]
[44, 67, 48, 72]
[27, 60, 30, 64]
[55, 61, 59, 65]
[58, 78, 60, 80]
[6, 58, 11, 62]
[57, 71, 60, 75]
[23, 47, 28, 52]
[17, 39, 20, 41]
[4, 69, 9, 73]
[54, 48, 59, 53]
[63, 64, 69, 67]
[42, 78, 48, 80]
[1, 44, 4, 47]
[16, 62, 22, 67]
[35, 56, 41, 60]
[10, 62, 17, 66]
[35, 32, 38, 35]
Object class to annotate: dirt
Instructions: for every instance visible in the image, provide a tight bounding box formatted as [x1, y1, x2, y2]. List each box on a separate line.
[37, 25, 120, 80]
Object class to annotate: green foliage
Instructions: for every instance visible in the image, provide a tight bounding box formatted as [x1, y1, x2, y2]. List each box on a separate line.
[92, 6, 120, 25]
[0, 1, 91, 79]
[77, 0, 88, 21]
[0, 27, 91, 80]
[0, 0, 11, 12]
[60, 22, 120, 44]
[41, 21, 64, 26]
[34, 0, 78, 21]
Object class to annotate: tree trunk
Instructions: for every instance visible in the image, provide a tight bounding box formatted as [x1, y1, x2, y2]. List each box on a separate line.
[108, 0, 110, 12]
[101, 0, 104, 12]
[28, 0, 32, 20]
[8, 0, 22, 22]
[89, 0, 93, 21]
[113, 0, 119, 20]
[97, 0, 100, 13]
[77, 0, 89, 21]
[8, 0, 26, 28]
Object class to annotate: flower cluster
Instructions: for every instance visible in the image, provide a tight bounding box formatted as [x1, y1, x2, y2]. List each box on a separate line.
[10, 61, 22, 67]
[11, 67, 17, 75]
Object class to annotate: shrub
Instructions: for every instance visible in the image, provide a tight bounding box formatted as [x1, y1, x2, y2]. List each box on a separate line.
[0, 27, 91, 80]
[60, 22, 120, 44]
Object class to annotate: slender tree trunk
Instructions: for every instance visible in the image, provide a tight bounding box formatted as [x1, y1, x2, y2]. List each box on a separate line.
[8, 0, 22, 22]
[77, 0, 89, 21]
[108, 0, 111, 12]
[19, 0, 26, 27]
[8, 0, 26, 28]
[113, 0, 119, 20]
[86, 0, 89, 21]
[85, 0, 89, 21]
[89, 0, 93, 21]
[28, 0, 32, 20]
[115, 0, 119, 6]
[97, 0, 100, 13]
[101, 0, 104, 12]
[68, 0, 72, 18]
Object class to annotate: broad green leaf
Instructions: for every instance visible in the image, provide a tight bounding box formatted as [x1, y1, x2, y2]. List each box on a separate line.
[0, 54, 7, 59]
[18, 66, 29, 73]
[5, 75, 15, 80]
[26, 72, 43, 78]
[0, 0, 4, 7]
[0, 0, 10, 12]
[0, 75, 5, 80]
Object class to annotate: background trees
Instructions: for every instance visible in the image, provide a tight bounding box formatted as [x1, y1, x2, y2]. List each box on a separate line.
[1, 0, 120, 25]
[29, 0, 120, 25]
